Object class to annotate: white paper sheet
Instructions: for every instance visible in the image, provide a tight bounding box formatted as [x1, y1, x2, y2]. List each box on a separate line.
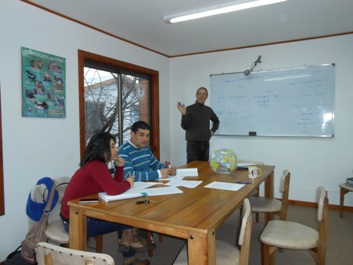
[165, 179, 202, 188]
[237, 163, 256, 169]
[176, 168, 199, 177]
[204, 181, 245, 191]
[98, 190, 145, 202]
[143, 186, 183, 196]
[98, 182, 157, 202]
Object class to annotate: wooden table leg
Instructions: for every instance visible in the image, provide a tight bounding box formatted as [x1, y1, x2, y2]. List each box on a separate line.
[264, 171, 274, 223]
[69, 206, 87, 250]
[340, 187, 350, 218]
[187, 230, 216, 265]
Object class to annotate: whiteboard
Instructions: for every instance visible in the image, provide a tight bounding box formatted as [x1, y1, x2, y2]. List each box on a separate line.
[210, 64, 335, 137]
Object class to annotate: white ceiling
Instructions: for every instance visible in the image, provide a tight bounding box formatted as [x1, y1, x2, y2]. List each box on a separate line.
[24, 0, 353, 57]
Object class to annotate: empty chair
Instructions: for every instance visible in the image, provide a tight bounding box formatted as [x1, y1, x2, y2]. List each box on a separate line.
[238, 159, 264, 222]
[173, 198, 252, 265]
[35, 241, 114, 265]
[260, 186, 328, 265]
[27, 176, 103, 252]
[249, 170, 290, 223]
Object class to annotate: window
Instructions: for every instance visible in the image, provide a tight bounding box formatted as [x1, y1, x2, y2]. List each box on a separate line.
[78, 50, 161, 158]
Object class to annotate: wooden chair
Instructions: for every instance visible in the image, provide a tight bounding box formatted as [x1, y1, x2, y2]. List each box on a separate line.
[173, 198, 252, 265]
[249, 170, 290, 224]
[27, 177, 103, 252]
[35, 242, 114, 265]
[260, 186, 328, 265]
[238, 159, 264, 222]
[339, 183, 353, 218]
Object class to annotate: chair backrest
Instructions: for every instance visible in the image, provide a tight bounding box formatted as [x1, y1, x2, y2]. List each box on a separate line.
[49, 177, 70, 223]
[279, 170, 290, 220]
[316, 186, 328, 265]
[238, 198, 252, 265]
[28, 177, 70, 228]
[35, 242, 115, 265]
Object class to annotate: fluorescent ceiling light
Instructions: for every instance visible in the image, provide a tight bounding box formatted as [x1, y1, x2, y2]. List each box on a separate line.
[163, 0, 287, 24]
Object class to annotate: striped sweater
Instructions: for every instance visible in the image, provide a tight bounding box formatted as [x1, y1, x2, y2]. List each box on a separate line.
[118, 140, 168, 181]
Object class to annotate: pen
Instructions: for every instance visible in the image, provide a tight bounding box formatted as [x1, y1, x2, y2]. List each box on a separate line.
[236, 181, 252, 184]
[136, 200, 156, 204]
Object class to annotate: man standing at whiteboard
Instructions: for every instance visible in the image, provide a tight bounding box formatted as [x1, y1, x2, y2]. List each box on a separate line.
[177, 87, 220, 163]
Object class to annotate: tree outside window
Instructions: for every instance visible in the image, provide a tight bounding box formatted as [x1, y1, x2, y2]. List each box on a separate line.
[78, 50, 160, 160]
[84, 68, 150, 146]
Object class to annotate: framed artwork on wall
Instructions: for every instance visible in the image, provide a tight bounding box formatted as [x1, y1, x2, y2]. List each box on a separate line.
[21, 47, 66, 118]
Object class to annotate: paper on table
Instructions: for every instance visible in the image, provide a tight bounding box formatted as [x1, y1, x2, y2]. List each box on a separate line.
[99, 190, 145, 202]
[204, 181, 245, 191]
[165, 179, 202, 188]
[98, 182, 156, 202]
[133, 182, 157, 189]
[176, 168, 198, 177]
[99, 183, 183, 202]
[155, 176, 184, 182]
[142, 186, 183, 196]
[237, 163, 256, 169]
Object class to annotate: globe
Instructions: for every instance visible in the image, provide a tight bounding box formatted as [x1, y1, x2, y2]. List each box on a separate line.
[209, 148, 238, 174]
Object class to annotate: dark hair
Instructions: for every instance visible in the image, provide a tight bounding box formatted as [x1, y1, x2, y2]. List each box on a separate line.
[196, 87, 208, 96]
[131, 121, 150, 133]
[80, 132, 116, 167]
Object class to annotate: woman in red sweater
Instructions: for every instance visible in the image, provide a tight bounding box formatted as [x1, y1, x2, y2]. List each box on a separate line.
[60, 132, 150, 265]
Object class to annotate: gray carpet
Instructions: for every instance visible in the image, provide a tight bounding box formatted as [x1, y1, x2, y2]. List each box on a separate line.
[89, 205, 353, 265]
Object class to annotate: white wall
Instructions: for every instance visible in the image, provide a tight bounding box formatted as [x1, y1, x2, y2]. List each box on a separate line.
[170, 35, 353, 206]
[0, 0, 170, 259]
[1, 0, 353, 261]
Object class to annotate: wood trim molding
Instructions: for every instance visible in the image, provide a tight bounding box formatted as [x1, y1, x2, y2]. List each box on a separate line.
[77, 50, 160, 159]
[284, 199, 353, 212]
[0, 90, 4, 216]
[20, 0, 353, 59]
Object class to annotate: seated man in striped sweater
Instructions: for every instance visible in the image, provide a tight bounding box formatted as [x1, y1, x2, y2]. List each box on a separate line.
[118, 120, 177, 182]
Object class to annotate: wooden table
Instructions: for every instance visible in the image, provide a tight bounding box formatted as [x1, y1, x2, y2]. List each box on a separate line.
[68, 161, 275, 265]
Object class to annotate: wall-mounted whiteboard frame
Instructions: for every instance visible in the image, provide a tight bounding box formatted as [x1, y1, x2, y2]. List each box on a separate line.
[210, 64, 335, 137]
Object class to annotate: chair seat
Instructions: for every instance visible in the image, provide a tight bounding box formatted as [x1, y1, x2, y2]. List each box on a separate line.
[249, 197, 281, 212]
[339, 183, 353, 192]
[260, 220, 318, 249]
[45, 219, 69, 244]
[173, 240, 240, 265]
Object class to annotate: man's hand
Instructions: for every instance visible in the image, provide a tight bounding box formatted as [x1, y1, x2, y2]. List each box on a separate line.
[160, 168, 171, 178]
[177, 102, 186, 115]
[169, 166, 177, 176]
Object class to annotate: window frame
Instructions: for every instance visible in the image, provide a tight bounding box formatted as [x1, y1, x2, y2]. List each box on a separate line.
[78, 50, 161, 159]
[0, 90, 4, 216]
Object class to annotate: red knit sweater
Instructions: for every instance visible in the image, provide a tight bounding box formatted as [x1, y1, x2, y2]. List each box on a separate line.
[60, 160, 131, 219]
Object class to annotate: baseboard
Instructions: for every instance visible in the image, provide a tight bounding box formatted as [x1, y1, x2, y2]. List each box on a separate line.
[287, 199, 353, 212]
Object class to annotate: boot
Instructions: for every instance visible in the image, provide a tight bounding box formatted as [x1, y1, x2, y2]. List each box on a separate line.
[130, 228, 157, 253]
[119, 228, 154, 253]
[123, 255, 150, 265]
[118, 229, 131, 252]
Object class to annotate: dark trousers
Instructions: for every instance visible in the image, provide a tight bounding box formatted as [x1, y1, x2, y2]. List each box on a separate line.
[186, 141, 210, 163]
[62, 216, 135, 257]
